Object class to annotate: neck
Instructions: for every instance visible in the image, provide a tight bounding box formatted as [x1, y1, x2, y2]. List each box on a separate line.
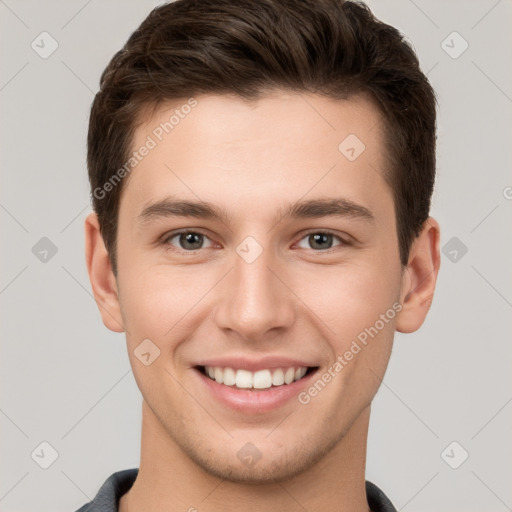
[120, 401, 371, 512]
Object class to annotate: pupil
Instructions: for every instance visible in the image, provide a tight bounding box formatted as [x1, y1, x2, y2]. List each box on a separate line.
[310, 233, 332, 250]
[181, 233, 202, 250]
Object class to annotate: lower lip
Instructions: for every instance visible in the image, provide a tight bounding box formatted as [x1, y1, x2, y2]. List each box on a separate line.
[195, 368, 318, 414]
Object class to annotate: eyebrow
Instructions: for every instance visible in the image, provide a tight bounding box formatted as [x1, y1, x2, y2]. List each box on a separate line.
[137, 196, 375, 226]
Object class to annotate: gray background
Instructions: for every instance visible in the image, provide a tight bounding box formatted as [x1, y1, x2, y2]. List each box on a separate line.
[1, 0, 511, 510]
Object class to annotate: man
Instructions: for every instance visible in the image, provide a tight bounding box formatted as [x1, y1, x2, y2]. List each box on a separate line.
[79, 0, 440, 510]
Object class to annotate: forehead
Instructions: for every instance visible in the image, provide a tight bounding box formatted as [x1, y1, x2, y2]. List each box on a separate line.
[121, 90, 392, 225]
[135, 90, 384, 156]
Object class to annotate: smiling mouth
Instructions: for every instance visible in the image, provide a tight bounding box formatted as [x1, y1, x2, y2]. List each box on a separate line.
[196, 365, 318, 390]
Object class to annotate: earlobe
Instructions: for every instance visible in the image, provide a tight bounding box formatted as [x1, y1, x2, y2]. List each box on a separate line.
[84, 212, 125, 333]
[396, 217, 441, 334]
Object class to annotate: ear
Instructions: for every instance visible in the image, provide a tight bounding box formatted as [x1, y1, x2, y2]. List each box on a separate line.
[84, 212, 125, 333]
[396, 217, 441, 333]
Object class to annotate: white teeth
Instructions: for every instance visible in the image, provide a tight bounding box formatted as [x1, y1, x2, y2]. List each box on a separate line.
[284, 367, 295, 384]
[203, 365, 310, 389]
[223, 367, 236, 386]
[235, 369, 253, 389]
[253, 369, 272, 389]
[214, 367, 223, 384]
[272, 368, 285, 386]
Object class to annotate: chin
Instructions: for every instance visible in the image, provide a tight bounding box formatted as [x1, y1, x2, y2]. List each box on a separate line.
[181, 433, 340, 485]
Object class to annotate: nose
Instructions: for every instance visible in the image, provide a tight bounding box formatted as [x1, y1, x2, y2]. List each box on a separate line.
[213, 243, 295, 341]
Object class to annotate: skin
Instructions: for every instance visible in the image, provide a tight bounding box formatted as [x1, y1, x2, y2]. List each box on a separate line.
[85, 90, 440, 511]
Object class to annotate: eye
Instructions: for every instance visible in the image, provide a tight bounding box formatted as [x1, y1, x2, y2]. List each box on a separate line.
[296, 231, 347, 251]
[162, 229, 350, 252]
[164, 230, 215, 251]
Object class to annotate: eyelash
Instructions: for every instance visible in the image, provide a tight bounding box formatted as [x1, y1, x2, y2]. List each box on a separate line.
[160, 229, 352, 253]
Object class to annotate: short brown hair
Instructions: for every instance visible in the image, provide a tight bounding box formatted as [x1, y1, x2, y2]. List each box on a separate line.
[88, 0, 437, 275]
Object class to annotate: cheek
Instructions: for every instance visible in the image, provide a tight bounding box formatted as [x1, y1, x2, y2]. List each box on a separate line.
[118, 263, 218, 346]
[293, 256, 402, 344]
[117, 266, 198, 410]
[294, 263, 400, 419]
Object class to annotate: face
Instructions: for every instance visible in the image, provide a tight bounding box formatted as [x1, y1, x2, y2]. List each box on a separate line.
[106, 91, 409, 482]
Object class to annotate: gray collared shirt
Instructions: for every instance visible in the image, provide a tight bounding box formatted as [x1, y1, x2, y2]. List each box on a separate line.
[75, 468, 398, 512]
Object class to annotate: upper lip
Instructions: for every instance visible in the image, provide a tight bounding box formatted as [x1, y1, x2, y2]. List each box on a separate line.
[194, 356, 318, 372]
